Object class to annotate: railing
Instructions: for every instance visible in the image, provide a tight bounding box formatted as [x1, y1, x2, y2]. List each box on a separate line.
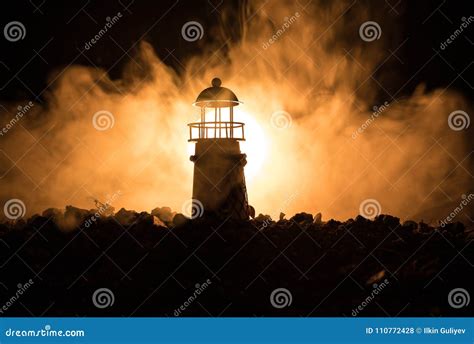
[188, 121, 245, 141]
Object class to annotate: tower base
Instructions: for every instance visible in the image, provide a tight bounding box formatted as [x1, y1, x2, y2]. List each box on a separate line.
[190, 139, 249, 220]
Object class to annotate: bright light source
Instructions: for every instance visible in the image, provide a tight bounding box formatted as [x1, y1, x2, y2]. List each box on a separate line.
[234, 109, 268, 181]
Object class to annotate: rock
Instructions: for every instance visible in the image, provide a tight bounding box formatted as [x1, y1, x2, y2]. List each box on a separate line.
[366, 270, 386, 286]
[279, 212, 285, 221]
[136, 213, 166, 228]
[326, 219, 341, 228]
[402, 220, 418, 230]
[248, 205, 256, 219]
[53, 205, 91, 231]
[152, 216, 167, 228]
[94, 200, 115, 217]
[276, 219, 289, 226]
[466, 229, 474, 240]
[253, 214, 273, 230]
[2, 202, 472, 317]
[291, 212, 313, 224]
[337, 224, 346, 231]
[64, 205, 90, 222]
[172, 213, 188, 227]
[313, 212, 322, 224]
[375, 214, 400, 228]
[115, 208, 139, 226]
[355, 215, 368, 224]
[42, 208, 63, 219]
[418, 221, 432, 233]
[151, 206, 175, 223]
[255, 213, 272, 222]
[442, 222, 464, 235]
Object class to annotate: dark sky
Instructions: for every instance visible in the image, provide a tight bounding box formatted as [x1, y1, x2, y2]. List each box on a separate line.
[0, 0, 472, 103]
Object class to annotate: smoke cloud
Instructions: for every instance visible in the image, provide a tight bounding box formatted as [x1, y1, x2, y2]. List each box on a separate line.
[1, 0, 472, 223]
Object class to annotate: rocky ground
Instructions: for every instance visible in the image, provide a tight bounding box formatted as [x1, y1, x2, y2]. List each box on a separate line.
[0, 206, 472, 317]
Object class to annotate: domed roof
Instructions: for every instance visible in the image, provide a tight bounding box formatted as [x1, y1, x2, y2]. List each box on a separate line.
[194, 78, 240, 107]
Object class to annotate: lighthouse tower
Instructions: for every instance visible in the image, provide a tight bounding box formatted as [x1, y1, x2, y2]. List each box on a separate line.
[188, 78, 250, 220]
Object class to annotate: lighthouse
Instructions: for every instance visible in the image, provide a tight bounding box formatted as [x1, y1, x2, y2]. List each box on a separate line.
[188, 78, 250, 220]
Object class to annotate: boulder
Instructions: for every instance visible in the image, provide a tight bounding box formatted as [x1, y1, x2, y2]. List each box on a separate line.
[290, 212, 313, 224]
[313, 212, 322, 224]
[172, 213, 188, 227]
[255, 213, 272, 222]
[115, 208, 139, 226]
[151, 206, 175, 224]
[402, 220, 417, 230]
[442, 222, 464, 235]
[152, 216, 167, 228]
[375, 214, 400, 228]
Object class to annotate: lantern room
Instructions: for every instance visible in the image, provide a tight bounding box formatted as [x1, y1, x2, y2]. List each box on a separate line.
[188, 77, 245, 141]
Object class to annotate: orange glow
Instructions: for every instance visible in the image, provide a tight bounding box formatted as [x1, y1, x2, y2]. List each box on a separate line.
[234, 109, 268, 181]
[0, 1, 471, 223]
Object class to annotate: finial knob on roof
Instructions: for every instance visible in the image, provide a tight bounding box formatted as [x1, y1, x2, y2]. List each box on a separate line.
[211, 77, 222, 87]
[194, 77, 240, 107]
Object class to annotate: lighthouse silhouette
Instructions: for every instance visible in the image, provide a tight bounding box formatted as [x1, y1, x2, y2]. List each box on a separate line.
[188, 78, 250, 220]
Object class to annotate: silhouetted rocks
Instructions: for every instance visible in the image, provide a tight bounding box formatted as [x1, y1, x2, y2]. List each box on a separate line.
[0, 209, 472, 317]
[443, 222, 465, 235]
[290, 212, 313, 225]
[375, 214, 400, 228]
[172, 213, 188, 227]
[151, 206, 175, 225]
[313, 212, 322, 224]
[115, 208, 139, 226]
[254, 213, 272, 222]
[402, 220, 418, 230]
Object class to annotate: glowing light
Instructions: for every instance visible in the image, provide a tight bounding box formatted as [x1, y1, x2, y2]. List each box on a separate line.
[185, 109, 268, 181]
[234, 109, 268, 181]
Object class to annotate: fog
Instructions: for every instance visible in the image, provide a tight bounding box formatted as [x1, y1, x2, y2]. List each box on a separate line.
[1, 0, 472, 223]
